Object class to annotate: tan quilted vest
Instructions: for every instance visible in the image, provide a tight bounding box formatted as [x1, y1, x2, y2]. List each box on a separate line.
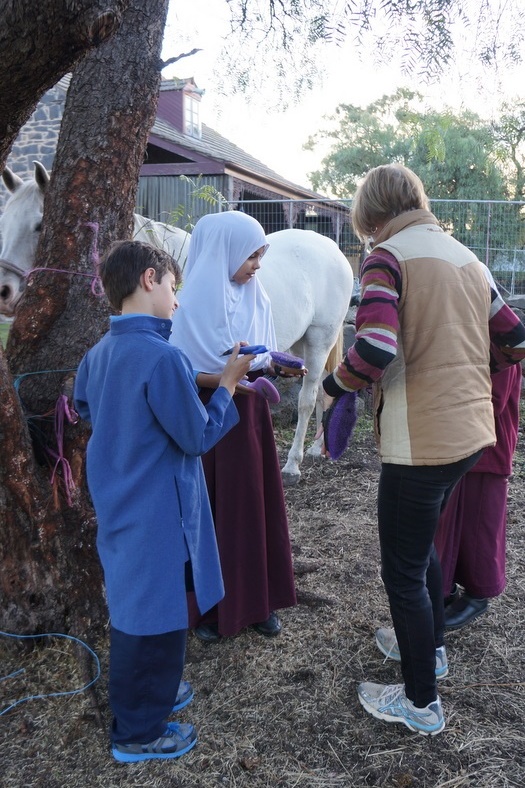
[373, 210, 496, 465]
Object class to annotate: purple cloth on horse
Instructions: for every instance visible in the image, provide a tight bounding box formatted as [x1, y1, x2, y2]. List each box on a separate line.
[323, 391, 358, 460]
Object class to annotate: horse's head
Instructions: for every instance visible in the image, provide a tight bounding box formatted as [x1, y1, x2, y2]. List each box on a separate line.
[0, 161, 49, 316]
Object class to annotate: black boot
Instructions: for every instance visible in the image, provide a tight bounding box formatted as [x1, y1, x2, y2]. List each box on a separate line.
[252, 612, 281, 637]
[444, 593, 488, 631]
[444, 583, 460, 608]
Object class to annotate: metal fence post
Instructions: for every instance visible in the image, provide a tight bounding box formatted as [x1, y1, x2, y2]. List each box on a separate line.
[485, 202, 491, 267]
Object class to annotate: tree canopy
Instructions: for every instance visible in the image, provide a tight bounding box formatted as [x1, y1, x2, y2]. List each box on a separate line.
[304, 89, 520, 201]
[304, 89, 525, 259]
[492, 101, 525, 202]
[209, 0, 525, 103]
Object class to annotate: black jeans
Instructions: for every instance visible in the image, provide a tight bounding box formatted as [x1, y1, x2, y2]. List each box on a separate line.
[378, 451, 482, 707]
[109, 626, 187, 745]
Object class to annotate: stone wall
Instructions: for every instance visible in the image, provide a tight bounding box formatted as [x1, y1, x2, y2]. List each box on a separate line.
[0, 83, 66, 210]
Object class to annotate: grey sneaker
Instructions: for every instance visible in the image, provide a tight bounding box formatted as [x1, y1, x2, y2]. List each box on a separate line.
[112, 722, 197, 762]
[357, 682, 445, 735]
[172, 680, 194, 712]
[375, 627, 449, 679]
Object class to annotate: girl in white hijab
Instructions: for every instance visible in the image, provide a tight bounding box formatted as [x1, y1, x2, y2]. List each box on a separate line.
[173, 210, 276, 375]
[171, 211, 296, 642]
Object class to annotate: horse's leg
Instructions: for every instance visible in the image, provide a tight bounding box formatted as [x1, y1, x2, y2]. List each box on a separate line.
[306, 377, 327, 457]
[281, 331, 331, 485]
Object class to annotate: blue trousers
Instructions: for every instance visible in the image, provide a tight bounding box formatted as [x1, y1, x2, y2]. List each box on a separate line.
[109, 626, 187, 745]
[378, 451, 482, 707]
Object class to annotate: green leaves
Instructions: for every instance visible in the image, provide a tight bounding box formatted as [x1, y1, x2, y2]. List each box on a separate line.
[305, 90, 517, 201]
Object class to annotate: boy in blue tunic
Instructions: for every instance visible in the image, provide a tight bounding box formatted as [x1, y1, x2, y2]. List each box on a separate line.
[74, 240, 253, 762]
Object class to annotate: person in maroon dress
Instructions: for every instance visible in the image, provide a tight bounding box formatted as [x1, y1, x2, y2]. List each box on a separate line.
[170, 211, 297, 641]
[435, 364, 522, 630]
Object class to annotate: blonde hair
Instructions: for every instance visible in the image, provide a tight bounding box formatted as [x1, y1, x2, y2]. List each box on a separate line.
[351, 164, 430, 241]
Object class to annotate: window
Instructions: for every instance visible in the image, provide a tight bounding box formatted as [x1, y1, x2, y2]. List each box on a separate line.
[184, 95, 201, 138]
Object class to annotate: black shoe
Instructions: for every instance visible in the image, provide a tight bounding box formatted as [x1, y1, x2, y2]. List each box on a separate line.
[252, 612, 281, 637]
[194, 623, 221, 642]
[444, 583, 460, 608]
[444, 594, 488, 631]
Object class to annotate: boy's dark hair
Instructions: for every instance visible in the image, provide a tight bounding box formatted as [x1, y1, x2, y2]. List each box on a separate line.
[99, 240, 182, 311]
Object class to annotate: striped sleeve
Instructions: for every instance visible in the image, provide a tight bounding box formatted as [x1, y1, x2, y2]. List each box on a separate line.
[324, 249, 401, 396]
[488, 287, 525, 372]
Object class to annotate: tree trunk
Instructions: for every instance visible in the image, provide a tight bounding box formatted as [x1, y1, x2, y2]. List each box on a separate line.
[0, 0, 170, 639]
[0, 0, 130, 168]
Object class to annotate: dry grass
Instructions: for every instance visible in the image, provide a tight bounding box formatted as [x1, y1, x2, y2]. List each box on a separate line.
[1, 409, 525, 787]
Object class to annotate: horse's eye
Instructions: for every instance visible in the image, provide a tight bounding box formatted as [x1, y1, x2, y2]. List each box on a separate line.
[34, 222, 42, 232]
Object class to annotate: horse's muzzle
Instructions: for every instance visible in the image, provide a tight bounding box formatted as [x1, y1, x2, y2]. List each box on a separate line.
[0, 287, 18, 316]
[0, 258, 25, 316]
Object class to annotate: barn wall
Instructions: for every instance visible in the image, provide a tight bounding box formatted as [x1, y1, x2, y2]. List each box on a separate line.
[136, 174, 230, 227]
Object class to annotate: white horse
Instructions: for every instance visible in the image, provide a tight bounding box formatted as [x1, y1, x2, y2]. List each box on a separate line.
[259, 229, 354, 480]
[0, 162, 189, 316]
[0, 163, 354, 483]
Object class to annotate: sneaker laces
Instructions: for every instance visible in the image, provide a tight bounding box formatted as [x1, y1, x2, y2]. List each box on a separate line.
[165, 723, 189, 742]
[374, 685, 440, 727]
[374, 683, 406, 707]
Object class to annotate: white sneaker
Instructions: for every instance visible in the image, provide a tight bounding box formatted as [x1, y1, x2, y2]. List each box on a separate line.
[357, 682, 445, 735]
[375, 627, 449, 679]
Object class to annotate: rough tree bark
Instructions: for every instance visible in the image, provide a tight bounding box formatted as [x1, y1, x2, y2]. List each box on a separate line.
[0, 0, 170, 639]
[0, 0, 130, 168]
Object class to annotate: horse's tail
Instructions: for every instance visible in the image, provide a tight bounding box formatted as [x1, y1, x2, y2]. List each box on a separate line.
[324, 327, 344, 373]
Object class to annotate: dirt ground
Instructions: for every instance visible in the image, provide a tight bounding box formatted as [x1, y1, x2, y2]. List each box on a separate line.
[1, 402, 524, 788]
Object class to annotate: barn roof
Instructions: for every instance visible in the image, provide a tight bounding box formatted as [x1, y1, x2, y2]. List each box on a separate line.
[14, 74, 346, 210]
[150, 116, 325, 201]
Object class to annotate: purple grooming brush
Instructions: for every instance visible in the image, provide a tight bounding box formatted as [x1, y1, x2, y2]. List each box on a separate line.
[322, 391, 358, 460]
[240, 377, 281, 404]
[270, 351, 306, 375]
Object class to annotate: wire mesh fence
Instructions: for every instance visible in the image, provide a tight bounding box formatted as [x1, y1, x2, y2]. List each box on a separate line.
[220, 197, 525, 296]
[431, 199, 525, 296]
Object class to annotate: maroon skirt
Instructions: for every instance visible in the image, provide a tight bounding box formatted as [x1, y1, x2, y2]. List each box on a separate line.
[190, 380, 296, 636]
[435, 472, 508, 599]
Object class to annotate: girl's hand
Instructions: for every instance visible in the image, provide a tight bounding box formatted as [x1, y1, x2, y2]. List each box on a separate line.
[235, 381, 255, 395]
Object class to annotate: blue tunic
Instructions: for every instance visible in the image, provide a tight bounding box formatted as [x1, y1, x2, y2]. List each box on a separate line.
[74, 315, 239, 635]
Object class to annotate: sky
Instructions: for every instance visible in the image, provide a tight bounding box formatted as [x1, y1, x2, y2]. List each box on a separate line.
[161, 1, 525, 189]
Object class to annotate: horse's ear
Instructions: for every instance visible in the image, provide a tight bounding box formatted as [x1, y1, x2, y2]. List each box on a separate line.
[33, 161, 50, 191]
[2, 166, 24, 194]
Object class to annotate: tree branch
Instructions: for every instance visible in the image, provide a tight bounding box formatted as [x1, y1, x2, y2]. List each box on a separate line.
[160, 48, 203, 69]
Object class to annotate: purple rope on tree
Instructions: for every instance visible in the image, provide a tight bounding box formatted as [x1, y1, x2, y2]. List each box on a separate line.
[85, 222, 104, 296]
[49, 394, 79, 507]
[23, 221, 104, 296]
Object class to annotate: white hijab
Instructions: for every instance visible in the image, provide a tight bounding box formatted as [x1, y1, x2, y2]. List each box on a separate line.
[170, 211, 277, 374]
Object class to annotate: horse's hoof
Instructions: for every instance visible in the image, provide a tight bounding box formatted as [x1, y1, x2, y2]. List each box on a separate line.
[306, 445, 323, 457]
[281, 471, 301, 487]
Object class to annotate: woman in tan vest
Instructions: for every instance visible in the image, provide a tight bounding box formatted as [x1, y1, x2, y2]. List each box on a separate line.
[322, 164, 525, 735]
